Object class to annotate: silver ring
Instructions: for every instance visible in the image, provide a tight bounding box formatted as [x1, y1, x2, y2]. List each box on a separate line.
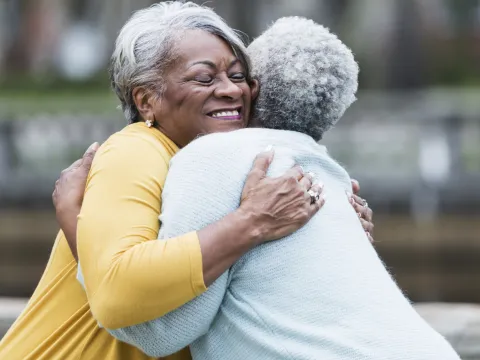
[362, 199, 368, 208]
[307, 189, 320, 205]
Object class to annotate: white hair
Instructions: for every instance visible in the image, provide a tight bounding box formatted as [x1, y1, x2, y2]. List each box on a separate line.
[110, 1, 250, 123]
[248, 17, 359, 141]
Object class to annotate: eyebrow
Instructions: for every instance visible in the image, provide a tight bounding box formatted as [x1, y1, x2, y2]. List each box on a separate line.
[189, 58, 241, 70]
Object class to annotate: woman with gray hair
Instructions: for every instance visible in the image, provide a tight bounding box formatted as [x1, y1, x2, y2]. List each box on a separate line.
[100, 17, 460, 360]
[0, 3, 373, 360]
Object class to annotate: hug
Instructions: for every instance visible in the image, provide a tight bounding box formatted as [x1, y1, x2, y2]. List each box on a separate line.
[0, 2, 459, 360]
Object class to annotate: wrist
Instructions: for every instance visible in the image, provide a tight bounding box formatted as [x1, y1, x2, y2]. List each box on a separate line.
[232, 207, 265, 246]
[56, 207, 80, 232]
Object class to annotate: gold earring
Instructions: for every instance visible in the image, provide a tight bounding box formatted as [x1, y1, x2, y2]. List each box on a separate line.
[145, 119, 153, 128]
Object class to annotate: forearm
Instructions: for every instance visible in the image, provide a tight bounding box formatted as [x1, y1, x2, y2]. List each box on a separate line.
[199, 208, 259, 286]
[107, 272, 228, 357]
[85, 210, 258, 329]
[81, 229, 205, 329]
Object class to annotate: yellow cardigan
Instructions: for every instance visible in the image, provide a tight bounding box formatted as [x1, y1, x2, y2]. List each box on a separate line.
[0, 123, 206, 360]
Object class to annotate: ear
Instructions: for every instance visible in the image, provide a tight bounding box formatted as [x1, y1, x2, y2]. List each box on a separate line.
[132, 86, 157, 121]
[250, 79, 260, 100]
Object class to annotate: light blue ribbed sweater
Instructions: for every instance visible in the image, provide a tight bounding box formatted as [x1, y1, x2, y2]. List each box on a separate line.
[78, 128, 459, 360]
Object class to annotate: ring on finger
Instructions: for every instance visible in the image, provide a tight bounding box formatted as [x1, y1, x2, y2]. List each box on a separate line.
[362, 199, 368, 208]
[307, 189, 320, 204]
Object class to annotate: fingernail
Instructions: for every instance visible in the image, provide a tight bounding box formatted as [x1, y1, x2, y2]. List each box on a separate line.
[264, 144, 273, 152]
[350, 198, 355, 206]
[85, 142, 98, 155]
[358, 212, 362, 218]
[346, 191, 352, 198]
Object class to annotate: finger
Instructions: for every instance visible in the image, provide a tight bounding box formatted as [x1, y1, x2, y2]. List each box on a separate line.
[360, 218, 374, 234]
[84, 142, 100, 156]
[349, 195, 373, 221]
[81, 142, 100, 169]
[366, 232, 374, 244]
[356, 202, 372, 222]
[306, 183, 325, 205]
[351, 194, 371, 218]
[352, 202, 369, 220]
[366, 207, 373, 221]
[351, 179, 360, 194]
[244, 147, 275, 190]
[309, 183, 324, 195]
[66, 159, 83, 171]
[282, 165, 304, 185]
[309, 190, 326, 214]
[298, 171, 315, 192]
[351, 194, 365, 207]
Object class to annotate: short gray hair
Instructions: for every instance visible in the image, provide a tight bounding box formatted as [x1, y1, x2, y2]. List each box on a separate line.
[110, 1, 251, 123]
[248, 17, 359, 141]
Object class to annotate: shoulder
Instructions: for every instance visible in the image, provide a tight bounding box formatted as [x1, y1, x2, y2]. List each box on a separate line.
[311, 145, 352, 190]
[93, 123, 177, 169]
[87, 123, 178, 185]
[174, 128, 271, 159]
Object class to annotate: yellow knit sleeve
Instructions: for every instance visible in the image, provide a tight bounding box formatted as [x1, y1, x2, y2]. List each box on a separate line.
[77, 126, 206, 329]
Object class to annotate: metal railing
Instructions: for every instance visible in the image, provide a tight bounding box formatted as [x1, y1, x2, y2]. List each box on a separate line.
[0, 89, 479, 213]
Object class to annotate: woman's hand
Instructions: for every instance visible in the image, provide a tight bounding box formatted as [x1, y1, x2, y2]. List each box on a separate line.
[348, 179, 374, 243]
[52, 142, 99, 260]
[198, 147, 325, 286]
[238, 148, 325, 245]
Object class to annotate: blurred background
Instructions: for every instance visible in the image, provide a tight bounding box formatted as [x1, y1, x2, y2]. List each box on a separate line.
[0, 0, 479, 333]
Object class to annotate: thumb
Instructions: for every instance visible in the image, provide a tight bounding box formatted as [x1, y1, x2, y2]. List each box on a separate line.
[351, 179, 360, 194]
[81, 142, 99, 169]
[244, 146, 274, 189]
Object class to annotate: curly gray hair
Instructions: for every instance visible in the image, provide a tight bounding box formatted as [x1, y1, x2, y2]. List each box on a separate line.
[248, 17, 359, 141]
[110, 1, 251, 123]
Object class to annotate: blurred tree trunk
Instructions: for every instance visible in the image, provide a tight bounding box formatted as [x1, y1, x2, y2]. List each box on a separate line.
[232, 0, 257, 37]
[98, 0, 155, 53]
[386, 0, 427, 89]
[3, 0, 68, 77]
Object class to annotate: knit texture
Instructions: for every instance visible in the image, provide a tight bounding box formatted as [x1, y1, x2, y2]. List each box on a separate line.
[101, 129, 459, 360]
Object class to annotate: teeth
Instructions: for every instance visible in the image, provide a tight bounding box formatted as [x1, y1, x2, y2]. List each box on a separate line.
[212, 110, 239, 117]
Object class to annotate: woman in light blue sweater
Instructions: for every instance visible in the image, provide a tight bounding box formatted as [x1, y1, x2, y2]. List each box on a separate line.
[80, 17, 459, 360]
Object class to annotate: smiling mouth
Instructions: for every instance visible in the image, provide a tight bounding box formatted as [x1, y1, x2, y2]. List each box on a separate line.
[207, 107, 242, 120]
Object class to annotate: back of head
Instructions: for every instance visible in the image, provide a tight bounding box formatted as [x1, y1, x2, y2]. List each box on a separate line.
[248, 17, 358, 141]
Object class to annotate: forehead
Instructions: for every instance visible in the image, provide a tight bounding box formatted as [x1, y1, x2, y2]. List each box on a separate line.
[174, 30, 238, 67]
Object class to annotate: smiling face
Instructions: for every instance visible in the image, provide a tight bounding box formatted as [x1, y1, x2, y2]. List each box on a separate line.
[135, 29, 258, 148]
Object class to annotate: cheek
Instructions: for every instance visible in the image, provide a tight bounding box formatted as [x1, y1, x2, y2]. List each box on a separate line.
[242, 89, 253, 117]
[183, 88, 211, 108]
[240, 84, 252, 104]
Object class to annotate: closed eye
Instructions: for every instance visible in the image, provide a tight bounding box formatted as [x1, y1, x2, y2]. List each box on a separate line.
[230, 73, 246, 81]
[194, 75, 214, 84]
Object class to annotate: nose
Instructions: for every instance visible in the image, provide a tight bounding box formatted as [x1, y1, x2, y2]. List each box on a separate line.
[214, 76, 243, 100]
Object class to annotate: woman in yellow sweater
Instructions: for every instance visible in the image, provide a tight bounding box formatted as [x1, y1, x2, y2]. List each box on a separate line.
[0, 2, 373, 360]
